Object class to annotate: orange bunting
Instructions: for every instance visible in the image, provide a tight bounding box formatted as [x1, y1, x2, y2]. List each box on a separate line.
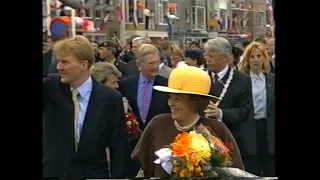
[168, 3, 177, 11]
[137, 2, 145, 9]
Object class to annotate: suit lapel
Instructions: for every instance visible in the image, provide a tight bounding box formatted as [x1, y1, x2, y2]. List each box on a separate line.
[146, 76, 162, 122]
[131, 74, 140, 116]
[59, 81, 77, 153]
[208, 68, 231, 98]
[129, 75, 144, 127]
[265, 73, 274, 110]
[221, 67, 231, 84]
[60, 81, 72, 101]
[78, 80, 105, 148]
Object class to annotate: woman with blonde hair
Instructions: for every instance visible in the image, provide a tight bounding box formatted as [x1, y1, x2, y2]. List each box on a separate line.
[131, 66, 243, 178]
[238, 42, 275, 177]
[169, 44, 187, 68]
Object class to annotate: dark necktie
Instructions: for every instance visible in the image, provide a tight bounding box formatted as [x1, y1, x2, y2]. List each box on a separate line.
[212, 73, 224, 95]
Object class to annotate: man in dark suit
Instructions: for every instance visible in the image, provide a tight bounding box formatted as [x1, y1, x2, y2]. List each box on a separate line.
[203, 37, 253, 163]
[119, 44, 170, 178]
[97, 40, 128, 78]
[43, 36, 126, 179]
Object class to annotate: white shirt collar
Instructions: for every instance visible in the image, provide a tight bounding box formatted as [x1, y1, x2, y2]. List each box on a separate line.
[214, 65, 229, 80]
[159, 62, 164, 70]
[199, 64, 206, 70]
[250, 71, 265, 81]
[71, 76, 93, 98]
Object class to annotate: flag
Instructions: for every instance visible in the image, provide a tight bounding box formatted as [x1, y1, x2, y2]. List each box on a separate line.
[117, 0, 125, 21]
[98, 13, 110, 32]
[133, 0, 139, 28]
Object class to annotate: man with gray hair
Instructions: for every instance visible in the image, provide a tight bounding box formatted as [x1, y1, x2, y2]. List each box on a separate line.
[131, 37, 152, 54]
[119, 44, 170, 178]
[125, 36, 152, 76]
[203, 37, 254, 171]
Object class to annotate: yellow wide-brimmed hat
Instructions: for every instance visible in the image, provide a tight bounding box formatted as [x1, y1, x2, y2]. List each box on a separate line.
[153, 66, 221, 101]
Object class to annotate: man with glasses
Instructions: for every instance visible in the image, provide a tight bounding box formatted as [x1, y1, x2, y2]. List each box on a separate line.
[118, 44, 170, 178]
[98, 41, 128, 77]
[119, 44, 170, 129]
[203, 37, 253, 173]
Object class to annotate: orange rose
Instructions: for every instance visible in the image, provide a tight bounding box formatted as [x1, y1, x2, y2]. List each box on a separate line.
[208, 136, 230, 154]
[171, 132, 192, 157]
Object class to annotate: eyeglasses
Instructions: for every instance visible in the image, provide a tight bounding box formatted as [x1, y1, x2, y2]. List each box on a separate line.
[143, 60, 161, 66]
[204, 53, 220, 59]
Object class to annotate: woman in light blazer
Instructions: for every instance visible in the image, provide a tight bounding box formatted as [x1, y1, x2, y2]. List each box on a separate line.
[238, 42, 275, 177]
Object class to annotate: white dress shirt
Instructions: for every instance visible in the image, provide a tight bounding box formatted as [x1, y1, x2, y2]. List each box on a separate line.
[250, 71, 267, 119]
[71, 76, 93, 143]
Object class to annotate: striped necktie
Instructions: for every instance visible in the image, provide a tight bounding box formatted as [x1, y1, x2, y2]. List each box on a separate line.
[72, 89, 80, 151]
[141, 80, 152, 124]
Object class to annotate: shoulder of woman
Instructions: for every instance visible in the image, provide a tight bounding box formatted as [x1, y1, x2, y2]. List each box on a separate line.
[148, 113, 172, 127]
[265, 72, 275, 78]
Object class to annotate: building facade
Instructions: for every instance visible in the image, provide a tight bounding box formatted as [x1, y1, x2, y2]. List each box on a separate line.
[43, 0, 269, 43]
[231, 0, 268, 37]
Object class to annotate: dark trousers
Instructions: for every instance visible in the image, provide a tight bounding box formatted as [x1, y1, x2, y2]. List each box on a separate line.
[124, 139, 141, 178]
[243, 119, 275, 177]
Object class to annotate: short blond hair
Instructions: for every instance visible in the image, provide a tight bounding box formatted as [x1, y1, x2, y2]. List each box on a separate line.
[238, 42, 270, 74]
[53, 35, 95, 67]
[90, 62, 122, 83]
[136, 44, 160, 63]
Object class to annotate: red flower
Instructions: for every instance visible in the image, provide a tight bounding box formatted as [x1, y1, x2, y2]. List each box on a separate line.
[125, 112, 141, 141]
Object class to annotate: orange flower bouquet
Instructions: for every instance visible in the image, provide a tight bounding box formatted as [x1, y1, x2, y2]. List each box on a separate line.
[153, 124, 233, 178]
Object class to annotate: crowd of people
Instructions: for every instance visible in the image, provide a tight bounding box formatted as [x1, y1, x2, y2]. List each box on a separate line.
[43, 34, 275, 179]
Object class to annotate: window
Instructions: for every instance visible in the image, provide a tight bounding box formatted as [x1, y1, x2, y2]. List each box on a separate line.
[107, 0, 116, 20]
[85, 0, 116, 19]
[157, 0, 169, 24]
[259, 12, 265, 26]
[126, 0, 145, 24]
[185, 9, 190, 22]
[191, 6, 206, 30]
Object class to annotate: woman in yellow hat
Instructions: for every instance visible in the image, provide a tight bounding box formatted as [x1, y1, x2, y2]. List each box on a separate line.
[131, 66, 244, 178]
